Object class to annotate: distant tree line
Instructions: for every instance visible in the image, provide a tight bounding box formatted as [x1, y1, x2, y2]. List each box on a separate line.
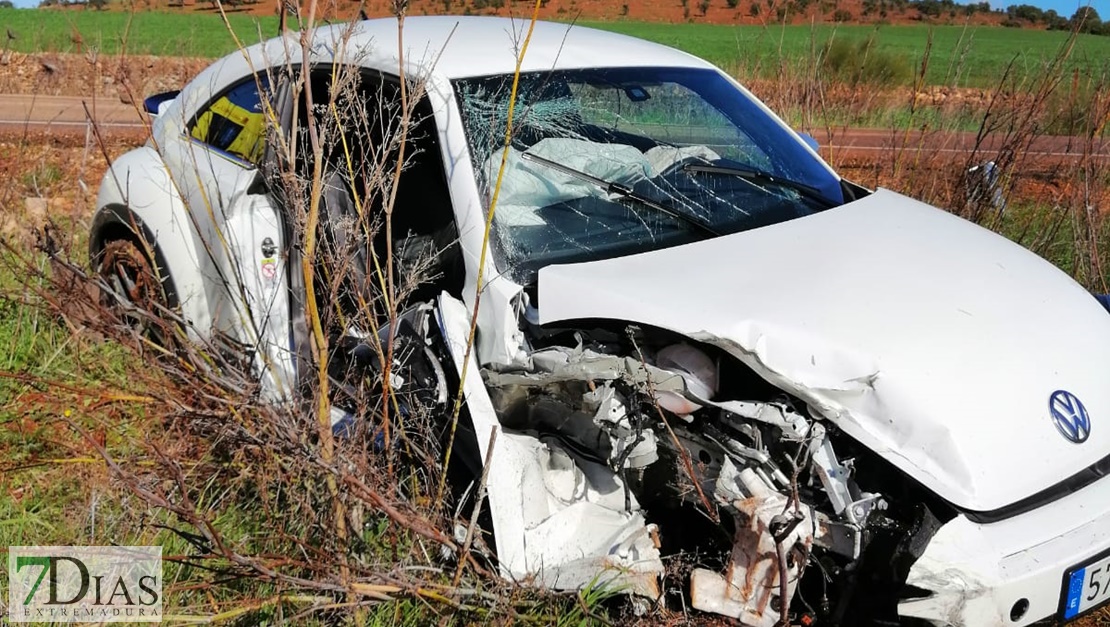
[907, 0, 990, 18]
[907, 0, 1109, 35]
[1000, 5, 1108, 35]
[34, 0, 262, 8]
[712, 0, 1110, 35]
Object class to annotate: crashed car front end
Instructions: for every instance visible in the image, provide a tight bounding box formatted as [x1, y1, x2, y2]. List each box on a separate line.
[442, 293, 1110, 625]
[427, 60, 1110, 625]
[438, 294, 924, 625]
[522, 190, 1110, 625]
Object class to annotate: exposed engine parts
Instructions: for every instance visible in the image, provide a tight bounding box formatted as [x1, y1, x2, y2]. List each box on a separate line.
[476, 329, 896, 626]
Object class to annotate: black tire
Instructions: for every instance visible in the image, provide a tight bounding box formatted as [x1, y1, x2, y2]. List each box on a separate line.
[95, 238, 172, 344]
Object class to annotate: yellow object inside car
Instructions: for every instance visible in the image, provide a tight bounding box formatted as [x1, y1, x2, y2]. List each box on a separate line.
[191, 79, 267, 164]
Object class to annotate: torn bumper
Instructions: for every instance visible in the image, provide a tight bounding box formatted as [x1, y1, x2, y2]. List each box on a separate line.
[436, 294, 664, 595]
[900, 473, 1110, 626]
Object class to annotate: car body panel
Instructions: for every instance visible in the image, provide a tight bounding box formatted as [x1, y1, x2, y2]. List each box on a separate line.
[436, 293, 663, 593]
[537, 187, 1110, 512]
[98, 123, 295, 399]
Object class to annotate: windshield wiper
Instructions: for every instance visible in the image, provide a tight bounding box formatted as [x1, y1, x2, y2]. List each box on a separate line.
[520, 151, 721, 238]
[682, 162, 835, 207]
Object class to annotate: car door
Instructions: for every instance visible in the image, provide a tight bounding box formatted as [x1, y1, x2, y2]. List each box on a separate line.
[171, 71, 296, 400]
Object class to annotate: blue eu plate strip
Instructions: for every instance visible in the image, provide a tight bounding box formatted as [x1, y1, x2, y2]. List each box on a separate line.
[1066, 568, 1087, 620]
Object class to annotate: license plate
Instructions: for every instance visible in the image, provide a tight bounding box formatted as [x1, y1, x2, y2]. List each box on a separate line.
[1062, 550, 1110, 621]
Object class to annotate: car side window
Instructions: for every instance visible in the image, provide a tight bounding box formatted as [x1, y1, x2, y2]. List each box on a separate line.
[190, 75, 271, 165]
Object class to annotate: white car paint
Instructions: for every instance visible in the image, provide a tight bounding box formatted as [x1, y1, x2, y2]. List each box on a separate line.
[94, 145, 217, 337]
[900, 468, 1110, 625]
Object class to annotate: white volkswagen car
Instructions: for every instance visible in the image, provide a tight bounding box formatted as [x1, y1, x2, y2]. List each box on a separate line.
[89, 16, 1110, 626]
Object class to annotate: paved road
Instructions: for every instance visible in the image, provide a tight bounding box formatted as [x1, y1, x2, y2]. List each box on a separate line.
[2, 94, 1107, 162]
[815, 127, 1110, 161]
[0, 94, 147, 135]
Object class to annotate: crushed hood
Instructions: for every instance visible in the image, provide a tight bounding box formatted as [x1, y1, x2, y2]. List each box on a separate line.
[537, 188, 1110, 512]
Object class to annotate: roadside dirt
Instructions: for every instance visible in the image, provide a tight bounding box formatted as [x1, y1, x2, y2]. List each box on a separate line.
[0, 51, 208, 102]
[0, 131, 126, 245]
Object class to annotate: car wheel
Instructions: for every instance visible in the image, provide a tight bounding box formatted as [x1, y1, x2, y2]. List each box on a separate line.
[95, 238, 171, 343]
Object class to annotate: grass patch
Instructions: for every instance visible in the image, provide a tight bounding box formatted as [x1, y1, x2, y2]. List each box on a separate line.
[773, 102, 989, 132]
[19, 163, 62, 191]
[0, 7, 278, 57]
[0, 220, 614, 625]
[583, 21, 1110, 88]
[0, 269, 133, 415]
[822, 35, 913, 87]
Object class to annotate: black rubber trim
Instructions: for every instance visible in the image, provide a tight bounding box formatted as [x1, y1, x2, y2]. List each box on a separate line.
[841, 178, 872, 202]
[962, 452, 1110, 524]
[89, 204, 180, 309]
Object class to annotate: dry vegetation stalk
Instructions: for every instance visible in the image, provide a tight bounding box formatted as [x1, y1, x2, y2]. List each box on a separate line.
[436, 0, 544, 506]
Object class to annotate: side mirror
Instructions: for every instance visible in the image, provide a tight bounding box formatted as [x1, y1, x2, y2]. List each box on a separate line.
[143, 90, 180, 118]
[1096, 294, 1110, 314]
[798, 132, 820, 152]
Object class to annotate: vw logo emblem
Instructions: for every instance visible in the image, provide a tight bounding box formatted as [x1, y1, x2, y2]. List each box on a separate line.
[1050, 390, 1091, 444]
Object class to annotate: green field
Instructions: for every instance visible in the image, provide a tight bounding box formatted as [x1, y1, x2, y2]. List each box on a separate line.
[2, 8, 1110, 87]
[585, 21, 1110, 87]
[0, 7, 279, 57]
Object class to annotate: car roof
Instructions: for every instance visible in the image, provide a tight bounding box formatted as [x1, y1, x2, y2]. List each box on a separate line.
[170, 16, 719, 133]
[313, 16, 716, 79]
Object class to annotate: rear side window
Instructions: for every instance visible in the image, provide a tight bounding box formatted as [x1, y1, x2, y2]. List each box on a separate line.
[190, 75, 271, 165]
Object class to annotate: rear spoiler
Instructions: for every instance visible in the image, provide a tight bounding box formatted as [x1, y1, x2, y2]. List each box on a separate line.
[143, 90, 180, 119]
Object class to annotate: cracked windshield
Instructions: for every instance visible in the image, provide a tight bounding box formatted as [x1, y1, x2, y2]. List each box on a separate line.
[455, 67, 846, 284]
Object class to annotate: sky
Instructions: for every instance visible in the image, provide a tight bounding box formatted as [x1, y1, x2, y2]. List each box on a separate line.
[5, 0, 1110, 17]
[1035, 0, 1109, 15]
